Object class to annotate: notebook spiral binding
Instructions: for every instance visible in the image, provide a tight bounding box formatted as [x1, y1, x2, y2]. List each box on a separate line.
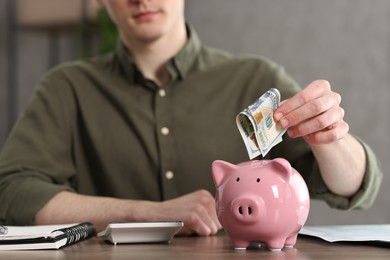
[0, 226, 8, 235]
[53, 222, 96, 246]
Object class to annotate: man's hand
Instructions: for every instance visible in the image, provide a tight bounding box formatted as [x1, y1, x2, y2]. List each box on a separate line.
[147, 190, 222, 236]
[274, 80, 349, 145]
[273, 80, 366, 197]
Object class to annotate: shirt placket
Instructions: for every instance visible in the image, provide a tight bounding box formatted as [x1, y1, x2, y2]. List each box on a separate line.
[154, 85, 178, 200]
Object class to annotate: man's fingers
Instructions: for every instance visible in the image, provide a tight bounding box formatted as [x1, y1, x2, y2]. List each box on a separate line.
[303, 120, 349, 144]
[286, 106, 345, 138]
[161, 190, 222, 236]
[275, 80, 332, 121]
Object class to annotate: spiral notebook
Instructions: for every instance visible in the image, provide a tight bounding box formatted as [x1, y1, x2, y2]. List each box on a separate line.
[0, 222, 96, 250]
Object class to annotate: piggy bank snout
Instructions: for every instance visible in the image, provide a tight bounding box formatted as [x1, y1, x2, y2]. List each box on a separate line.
[231, 196, 265, 223]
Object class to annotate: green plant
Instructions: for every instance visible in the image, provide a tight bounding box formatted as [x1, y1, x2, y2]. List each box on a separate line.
[96, 9, 118, 54]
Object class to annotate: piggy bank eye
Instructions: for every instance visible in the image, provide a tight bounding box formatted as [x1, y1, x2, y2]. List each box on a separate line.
[236, 177, 240, 182]
[256, 178, 260, 183]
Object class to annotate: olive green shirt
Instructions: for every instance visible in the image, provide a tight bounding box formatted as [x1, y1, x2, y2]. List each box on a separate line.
[0, 25, 382, 225]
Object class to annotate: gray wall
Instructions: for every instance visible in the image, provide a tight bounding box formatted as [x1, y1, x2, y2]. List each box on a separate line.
[1, 0, 389, 225]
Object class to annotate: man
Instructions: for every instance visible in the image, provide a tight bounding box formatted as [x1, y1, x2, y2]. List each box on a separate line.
[0, 0, 382, 236]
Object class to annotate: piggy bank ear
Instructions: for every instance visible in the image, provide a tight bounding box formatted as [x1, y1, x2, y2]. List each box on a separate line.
[270, 158, 292, 181]
[212, 160, 237, 188]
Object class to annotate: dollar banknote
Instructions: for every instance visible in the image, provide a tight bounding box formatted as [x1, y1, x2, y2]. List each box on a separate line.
[236, 88, 287, 159]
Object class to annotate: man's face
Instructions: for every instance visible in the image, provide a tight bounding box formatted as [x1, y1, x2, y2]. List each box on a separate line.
[101, 0, 185, 43]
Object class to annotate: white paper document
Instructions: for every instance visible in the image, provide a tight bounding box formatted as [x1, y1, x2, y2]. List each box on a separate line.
[299, 225, 390, 244]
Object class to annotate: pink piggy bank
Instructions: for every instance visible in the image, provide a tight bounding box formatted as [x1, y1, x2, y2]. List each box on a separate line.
[212, 158, 310, 251]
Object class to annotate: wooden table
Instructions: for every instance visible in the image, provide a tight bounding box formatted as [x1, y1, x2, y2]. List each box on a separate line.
[1, 233, 389, 259]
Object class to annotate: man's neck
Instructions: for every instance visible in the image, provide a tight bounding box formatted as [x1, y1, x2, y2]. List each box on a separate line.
[123, 24, 187, 87]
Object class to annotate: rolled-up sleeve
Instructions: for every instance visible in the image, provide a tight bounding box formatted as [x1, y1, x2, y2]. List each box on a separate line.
[0, 73, 76, 225]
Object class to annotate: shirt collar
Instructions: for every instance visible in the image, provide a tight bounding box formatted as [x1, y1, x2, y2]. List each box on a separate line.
[114, 23, 202, 85]
[169, 23, 202, 80]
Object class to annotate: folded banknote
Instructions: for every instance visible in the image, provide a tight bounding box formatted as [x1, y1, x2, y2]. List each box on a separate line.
[236, 88, 287, 159]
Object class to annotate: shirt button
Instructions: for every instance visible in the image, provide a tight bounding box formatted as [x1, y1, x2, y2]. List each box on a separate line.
[158, 89, 166, 97]
[165, 171, 174, 180]
[161, 127, 170, 135]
